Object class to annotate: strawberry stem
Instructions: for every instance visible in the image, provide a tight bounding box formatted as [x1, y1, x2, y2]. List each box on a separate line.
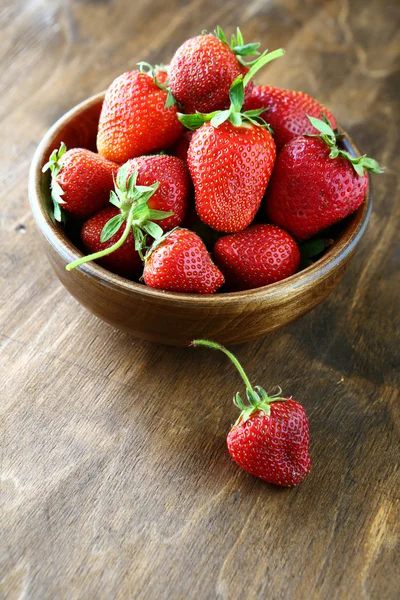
[191, 339, 254, 393]
[65, 205, 136, 271]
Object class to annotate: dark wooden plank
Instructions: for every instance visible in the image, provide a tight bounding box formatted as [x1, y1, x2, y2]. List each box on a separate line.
[0, 0, 399, 598]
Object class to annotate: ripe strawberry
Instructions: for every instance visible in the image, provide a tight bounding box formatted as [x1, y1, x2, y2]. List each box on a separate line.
[66, 163, 173, 273]
[42, 143, 117, 222]
[170, 130, 194, 162]
[143, 228, 224, 294]
[186, 119, 276, 232]
[214, 224, 300, 290]
[80, 206, 142, 278]
[191, 340, 311, 487]
[265, 116, 383, 240]
[178, 49, 283, 232]
[97, 69, 183, 163]
[169, 27, 260, 114]
[244, 86, 337, 149]
[125, 155, 190, 231]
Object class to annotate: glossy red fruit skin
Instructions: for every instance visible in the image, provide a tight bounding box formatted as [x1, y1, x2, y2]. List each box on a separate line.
[143, 229, 224, 294]
[81, 206, 142, 279]
[169, 35, 247, 114]
[56, 149, 117, 219]
[125, 155, 191, 231]
[227, 399, 311, 487]
[188, 121, 276, 232]
[265, 136, 368, 240]
[244, 86, 337, 149]
[97, 71, 183, 163]
[214, 224, 300, 291]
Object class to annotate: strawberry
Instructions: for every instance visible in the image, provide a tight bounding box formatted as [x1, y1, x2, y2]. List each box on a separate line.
[178, 50, 284, 232]
[191, 340, 311, 487]
[244, 86, 337, 149]
[42, 143, 117, 222]
[214, 224, 300, 290]
[124, 155, 190, 231]
[265, 116, 383, 240]
[97, 67, 183, 163]
[66, 163, 173, 272]
[169, 27, 261, 114]
[170, 130, 194, 162]
[80, 206, 142, 278]
[143, 228, 224, 294]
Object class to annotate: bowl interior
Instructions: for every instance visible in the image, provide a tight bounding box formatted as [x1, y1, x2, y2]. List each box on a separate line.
[30, 92, 372, 303]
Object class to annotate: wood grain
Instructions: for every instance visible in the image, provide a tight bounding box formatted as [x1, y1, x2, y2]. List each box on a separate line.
[1, 0, 399, 598]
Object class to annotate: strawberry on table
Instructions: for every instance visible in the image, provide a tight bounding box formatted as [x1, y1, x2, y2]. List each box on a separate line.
[143, 228, 224, 294]
[169, 27, 261, 114]
[66, 163, 174, 272]
[124, 155, 191, 231]
[214, 224, 300, 291]
[191, 340, 311, 487]
[97, 66, 183, 163]
[265, 116, 383, 240]
[178, 49, 284, 232]
[80, 206, 142, 278]
[42, 143, 118, 222]
[244, 86, 337, 149]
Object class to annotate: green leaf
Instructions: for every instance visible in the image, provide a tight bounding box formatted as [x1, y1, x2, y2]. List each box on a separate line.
[243, 48, 284, 87]
[53, 200, 62, 223]
[109, 190, 120, 208]
[210, 109, 231, 128]
[214, 25, 227, 44]
[127, 169, 138, 196]
[116, 164, 129, 192]
[229, 75, 244, 112]
[229, 112, 242, 127]
[100, 214, 125, 243]
[232, 42, 260, 56]
[243, 108, 267, 118]
[359, 156, 384, 174]
[300, 238, 331, 259]
[133, 226, 145, 251]
[164, 90, 176, 108]
[329, 146, 339, 159]
[148, 209, 174, 220]
[307, 115, 335, 137]
[236, 27, 244, 46]
[131, 202, 150, 220]
[178, 112, 208, 130]
[142, 220, 164, 239]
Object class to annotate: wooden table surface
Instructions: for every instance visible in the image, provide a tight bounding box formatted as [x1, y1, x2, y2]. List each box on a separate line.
[1, 0, 399, 598]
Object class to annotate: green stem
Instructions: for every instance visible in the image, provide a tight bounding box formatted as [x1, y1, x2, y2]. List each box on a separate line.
[243, 48, 285, 87]
[65, 206, 136, 271]
[191, 339, 254, 393]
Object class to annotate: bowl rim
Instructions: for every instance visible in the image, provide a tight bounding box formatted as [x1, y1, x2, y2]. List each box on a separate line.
[29, 91, 372, 306]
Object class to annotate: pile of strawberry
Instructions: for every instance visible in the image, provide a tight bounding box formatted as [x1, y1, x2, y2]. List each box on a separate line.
[44, 27, 382, 293]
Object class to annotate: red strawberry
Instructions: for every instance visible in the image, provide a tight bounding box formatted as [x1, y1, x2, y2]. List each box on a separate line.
[244, 86, 337, 149]
[66, 163, 174, 273]
[169, 27, 260, 114]
[187, 121, 276, 232]
[42, 143, 117, 221]
[125, 155, 190, 231]
[80, 206, 142, 278]
[170, 130, 194, 162]
[143, 228, 224, 294]
[97, 70, 183, 163]
[265, 116, 383, 240]
[191, 340, 311, 487]
[214, 224, 300, 290]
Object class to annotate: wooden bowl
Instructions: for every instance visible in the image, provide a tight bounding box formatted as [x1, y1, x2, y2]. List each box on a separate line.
[29, 92, 372, 346]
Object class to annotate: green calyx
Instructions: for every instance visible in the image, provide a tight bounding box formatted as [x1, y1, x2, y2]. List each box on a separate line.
[137, 61, 176, 108]
[214, 26, 263, 66]
[191, 339, 287, 426]
[305, 115, 384, 177]
[177, 48, 284, 132]
[65, 163, 173, 272]
[42, 142, 67, 223]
